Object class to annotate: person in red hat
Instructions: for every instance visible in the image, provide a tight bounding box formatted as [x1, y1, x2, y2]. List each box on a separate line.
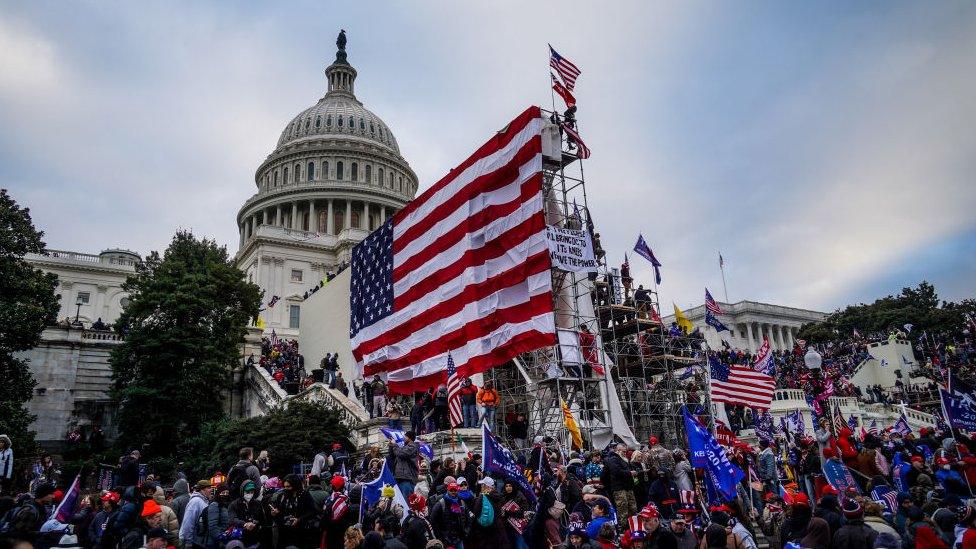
[779, 492, 813, 547]
[119, 500, 164, 549]
[401, 493, 435, 548]
[320, 475, 352, 549]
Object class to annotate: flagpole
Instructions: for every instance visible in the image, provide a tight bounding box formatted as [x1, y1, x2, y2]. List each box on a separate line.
[719, 253, 729, 303]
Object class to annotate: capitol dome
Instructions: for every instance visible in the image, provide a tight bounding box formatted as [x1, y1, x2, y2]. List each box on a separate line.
[236, 30, 418, 282]
[275, 91, 401, 154]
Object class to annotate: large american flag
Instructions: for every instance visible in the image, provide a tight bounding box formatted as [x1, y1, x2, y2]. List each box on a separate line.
[708, 354, 775, 409]
[446, 354, 463, 428]
[549, 45, 581, 91]
[350, 106, 556, 392]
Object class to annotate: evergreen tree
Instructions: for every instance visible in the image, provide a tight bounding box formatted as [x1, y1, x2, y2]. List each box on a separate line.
[798, 281, 976, 342]
[111, 231, 261, 456]
[0, 189, 60, 475]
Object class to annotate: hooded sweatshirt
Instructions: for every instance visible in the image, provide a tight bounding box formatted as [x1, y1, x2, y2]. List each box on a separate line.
[179, 492, 210, 545]
[170, 479, 191, 522]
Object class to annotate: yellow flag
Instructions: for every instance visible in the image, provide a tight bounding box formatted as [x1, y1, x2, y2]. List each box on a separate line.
[561, 399, 583, 450]
[255, 316, 266, 329]
[673, 303, 694, 334]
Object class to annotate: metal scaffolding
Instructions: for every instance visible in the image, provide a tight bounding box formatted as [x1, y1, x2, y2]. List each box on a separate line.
[488, 108, 703, 455]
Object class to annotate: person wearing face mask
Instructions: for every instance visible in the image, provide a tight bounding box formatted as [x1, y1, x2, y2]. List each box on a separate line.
[229, 481, 266, 549]
[269, 474, 317, 549]
[202, 485, 232, 549]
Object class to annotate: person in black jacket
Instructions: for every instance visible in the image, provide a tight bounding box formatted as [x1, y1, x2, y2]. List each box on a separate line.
[228, 481, 267, 548]
[813, 492, 844, 536]
[399, 494, 434, 549]
[832, 499, 877, 548]
[604, 444, 637, 521]
[118, 450, 141, 488]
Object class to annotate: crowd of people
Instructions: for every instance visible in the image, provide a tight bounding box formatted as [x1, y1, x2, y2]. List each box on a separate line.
[5, 421, 976, 549]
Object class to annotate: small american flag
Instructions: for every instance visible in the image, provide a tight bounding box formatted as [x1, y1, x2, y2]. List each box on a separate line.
[560, 123, 590, 159]
[551, 73, 576, 108]
[549, 45, 581, 91]
[709, 354, 775, 409]
[447, 354, 463, 429]
[868, 419, 879, 435]
[705, 288, 723, 315]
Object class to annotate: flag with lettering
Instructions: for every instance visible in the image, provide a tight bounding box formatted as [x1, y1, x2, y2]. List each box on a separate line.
[379, 428, 435, 462]
[942, 371, 976, 431]
[483, 423, 536, 502]
[753, 337, 774, 376]
[683, 407, 744, 501]
[350, 107, 556, 392]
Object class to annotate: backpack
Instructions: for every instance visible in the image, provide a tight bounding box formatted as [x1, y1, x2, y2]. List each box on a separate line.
[193, 502, 212, 546]
[226, 462, 250, 498]
[0, 502, 39, 534]
[477, 495, 494, 527]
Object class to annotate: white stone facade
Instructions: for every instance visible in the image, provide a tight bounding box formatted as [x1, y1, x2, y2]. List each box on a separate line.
[664, 300, 827, 353]
[235, 40, 418, 338]
[27, 249, 139, 326]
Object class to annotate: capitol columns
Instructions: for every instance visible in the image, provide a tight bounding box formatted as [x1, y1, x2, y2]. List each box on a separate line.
[346, 199, 351, 230]
[364, 202, 370, 230]
[327, 199, 334, 235]
[745, 322, 756, 354]
[308, 200, 315, 233]
[380, 205, 386, 223]
[291, 202, 299, 230]
[276, 205, 282, 226]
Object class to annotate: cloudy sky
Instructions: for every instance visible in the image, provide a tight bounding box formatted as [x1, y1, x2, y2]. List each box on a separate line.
[2, 1, 974, 313]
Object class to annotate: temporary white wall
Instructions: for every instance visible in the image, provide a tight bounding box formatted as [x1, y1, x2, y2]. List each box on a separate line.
[299, 269, 359, 384]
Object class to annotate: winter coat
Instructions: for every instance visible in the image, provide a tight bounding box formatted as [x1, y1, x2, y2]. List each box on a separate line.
[458, 384, 479, 406]
[831, 519, 878, 549]
[863, 515, 898, 537]
[179, 492, 210, 545]
[170, 479, 191, 522]
[227, 497, 267, 547]
[204, 502, 231, 549]
[758, 449, 777, 481]
[399, 512, 435, 549]
[429, 493, 470, 545]
[673, 460, 694, 492]
[390, 441, 420, 483]
[603, 453, 633, 493]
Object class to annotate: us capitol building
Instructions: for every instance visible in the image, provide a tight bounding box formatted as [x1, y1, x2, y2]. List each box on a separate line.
[21, 33, 841, 447]
[20, 33, 419, 445]
[236, 31, 418, 337]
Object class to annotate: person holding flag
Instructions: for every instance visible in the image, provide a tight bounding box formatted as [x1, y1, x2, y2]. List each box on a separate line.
[388, 429, 420, 498]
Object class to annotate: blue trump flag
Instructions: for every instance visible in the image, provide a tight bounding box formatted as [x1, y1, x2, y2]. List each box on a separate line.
[362, 462, 408, 522]
[483, 424, 537, 502]
[942, 372, 976, 431]
[380, 427, 435, 462]
[682, 407, 744, 501]
[633, 234, 662, 284]
[706, 310, 731, 333]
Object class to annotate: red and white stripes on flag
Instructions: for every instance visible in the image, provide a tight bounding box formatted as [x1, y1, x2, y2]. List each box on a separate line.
[350, 106, 557, 393]
[549, 45, 581, 91]
[560, 124, 591, 159]
[447, 354, 463, 428]
[551, 73, 576, 108]
[709, 355, 776, 410]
